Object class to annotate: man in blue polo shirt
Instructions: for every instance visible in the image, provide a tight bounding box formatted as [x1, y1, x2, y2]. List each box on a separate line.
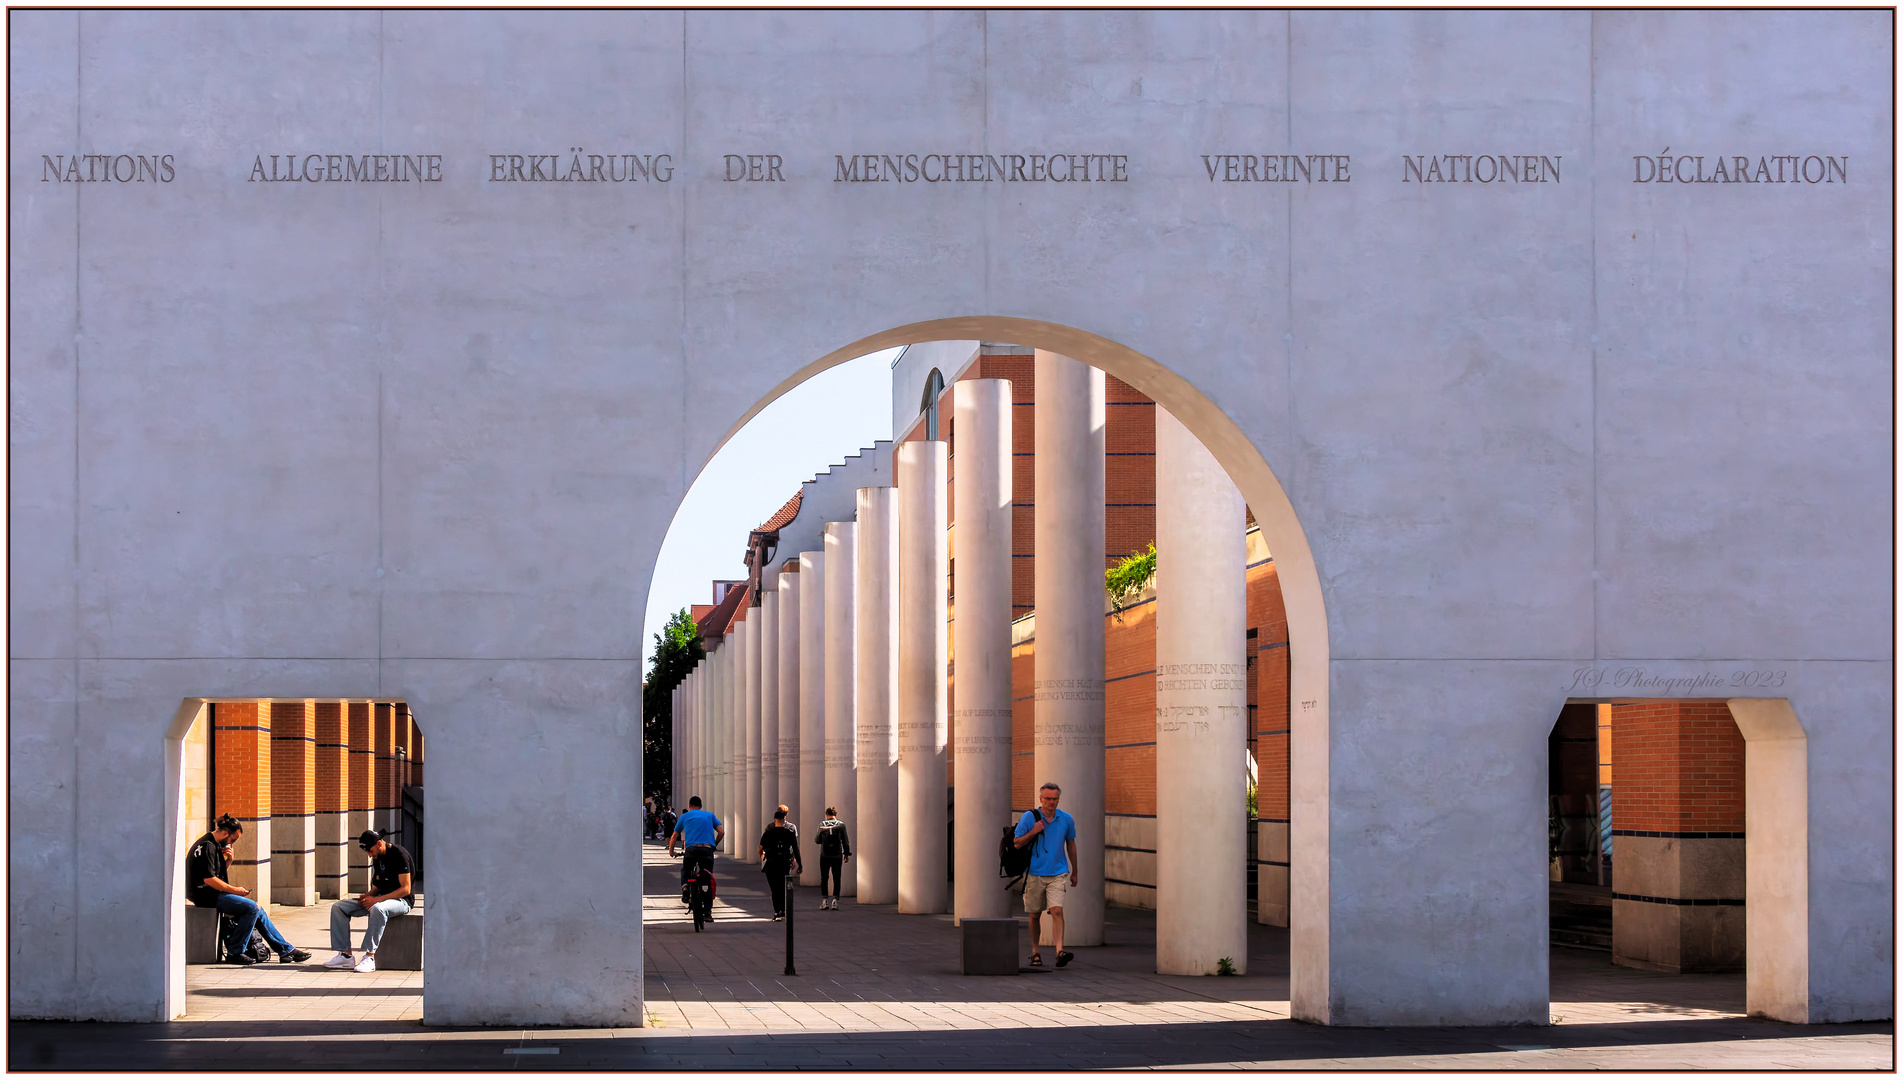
[667, 795, 725, 893]
[1013, 782, 1079, 968]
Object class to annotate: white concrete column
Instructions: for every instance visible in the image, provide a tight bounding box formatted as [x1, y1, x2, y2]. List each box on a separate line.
[745, 611, 765, 854]
[761, 587, 782, 838]
[1033, 349, 1107, 946]
[778, 569, 802, 825]
[897, 441, 951, 914]
[722, 629, 740, 855]
[855, 486, 900, 904]
[798, 550, 827, 886]
[952, 379, 1015, 922]
[1154, 405, 1250, 975]
[824, 521, 858, 896]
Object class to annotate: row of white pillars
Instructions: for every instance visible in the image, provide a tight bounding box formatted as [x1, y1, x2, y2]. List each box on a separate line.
[668, 358, 1247, 973]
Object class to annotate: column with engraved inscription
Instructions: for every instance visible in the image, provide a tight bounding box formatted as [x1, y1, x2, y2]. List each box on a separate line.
[1154, 406, 1249, 974]
[711, 631, 730, 851]
[777, 566, 802, 825]
[797, 550, 826, 886]
[743, 613, 763, 857]
[720, 633, 739, 855]
[854, 486, 901, 903]
[897, 441, 951, 914]
[715, 634, 736, 856]
[760, 583, 781, 836]
[824, 521, 858, 896]
[1032, 350, 1106, 946]
[952, 379, 1015, 922]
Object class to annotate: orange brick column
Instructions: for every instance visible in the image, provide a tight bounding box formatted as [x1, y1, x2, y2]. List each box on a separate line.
[212, 701, 271, 895]
[373, 703, 397, 841]
[346, 702, 373, 891]
[1610, 700, 1746, 973]
[269, 700, 317, 905]
[314, 702, 349, 899]
[1251, 558, 1291, 927]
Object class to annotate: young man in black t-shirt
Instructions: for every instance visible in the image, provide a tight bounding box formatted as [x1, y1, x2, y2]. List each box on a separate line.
[323, 829, 415, 973]
[185, 813, 311, 965]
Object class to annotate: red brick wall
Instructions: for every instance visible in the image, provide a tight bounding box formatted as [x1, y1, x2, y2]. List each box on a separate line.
[1610, 700, 1745, 832]
[1250, 562, 1291, 822]
[1105, 598, 1159, 816]
[1104, 375, 1155, 563]
[213, 701, 270, 822]
[268, 701, 315, 816]
[314, 702, 346, 814]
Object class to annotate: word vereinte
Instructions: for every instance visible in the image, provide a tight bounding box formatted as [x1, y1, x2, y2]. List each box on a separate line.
[1202, 154, 1351, 182]
[249, 154, 442, 183]
[835, 153, 1128, 183]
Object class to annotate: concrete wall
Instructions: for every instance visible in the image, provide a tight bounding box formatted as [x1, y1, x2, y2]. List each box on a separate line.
[8, 10, 1889, 1025]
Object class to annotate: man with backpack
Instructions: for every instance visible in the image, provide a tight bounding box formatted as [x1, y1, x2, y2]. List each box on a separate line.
[668, 795, 725, 901]
[1012, 783, 1079, 969]
[813, 807, 852, 909]
[185, 813, 311, 966]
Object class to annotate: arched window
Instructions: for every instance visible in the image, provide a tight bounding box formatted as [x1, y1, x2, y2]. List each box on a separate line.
[919, 368, 945, 441]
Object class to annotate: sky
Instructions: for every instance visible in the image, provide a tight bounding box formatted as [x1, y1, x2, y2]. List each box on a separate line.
[640, 347, 899, 673]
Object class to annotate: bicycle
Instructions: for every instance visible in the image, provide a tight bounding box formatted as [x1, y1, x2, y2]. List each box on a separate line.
[686, 864, 716, 932]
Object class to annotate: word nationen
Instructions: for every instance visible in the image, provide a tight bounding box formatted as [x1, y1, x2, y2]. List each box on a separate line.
[248, 154, 443, 183]
[833, 153, 1128, 183]
[42, 154, 176, 183]
[1402, 155, 1559, 183]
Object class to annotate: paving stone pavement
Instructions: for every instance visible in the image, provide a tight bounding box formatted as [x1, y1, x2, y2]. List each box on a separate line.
[9, 840, 1890, 1070]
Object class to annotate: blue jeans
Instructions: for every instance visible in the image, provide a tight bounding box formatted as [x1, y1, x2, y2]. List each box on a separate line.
[214, 894, 293, 958]
[330, 896, 412, 954]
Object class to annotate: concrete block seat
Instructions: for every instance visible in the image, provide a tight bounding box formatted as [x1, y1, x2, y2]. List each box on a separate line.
[377, 897, 423, 971]
[961, 917, 1019, 975]
[184, 905, 221, 963]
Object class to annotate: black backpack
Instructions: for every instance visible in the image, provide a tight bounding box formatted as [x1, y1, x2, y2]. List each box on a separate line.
[218, 914, 273, 963]
[999, 812, 1035, 888]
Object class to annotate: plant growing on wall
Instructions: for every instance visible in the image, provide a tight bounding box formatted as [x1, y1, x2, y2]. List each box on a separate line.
[643, 608, 705, 803]
[1104, 542, 1157, 619]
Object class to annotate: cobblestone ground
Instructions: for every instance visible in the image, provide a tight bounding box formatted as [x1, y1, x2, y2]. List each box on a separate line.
[9, 840, 1890, 1069]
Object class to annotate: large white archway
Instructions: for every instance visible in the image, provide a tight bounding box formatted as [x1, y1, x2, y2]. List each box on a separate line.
[673, 316, 1335, 1019]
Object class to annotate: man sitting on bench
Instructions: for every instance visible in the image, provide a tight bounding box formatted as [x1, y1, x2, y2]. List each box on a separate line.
[186, 813, 311, 965]
[323, 830, 414, 973]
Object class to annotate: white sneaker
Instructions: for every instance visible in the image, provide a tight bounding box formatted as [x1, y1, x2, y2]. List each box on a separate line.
[353, 955, 377, 973]
[323, 953, 355, 969]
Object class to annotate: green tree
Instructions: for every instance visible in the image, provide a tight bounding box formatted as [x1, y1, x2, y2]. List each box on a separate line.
[643, 607, 704, 804]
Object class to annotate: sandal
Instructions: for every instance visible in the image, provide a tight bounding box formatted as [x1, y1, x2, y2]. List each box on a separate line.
[1028, 953, 1044, 967]
[1056, 951, 1075, 968]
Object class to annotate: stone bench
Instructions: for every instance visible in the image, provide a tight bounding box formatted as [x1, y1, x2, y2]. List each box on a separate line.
[960, 917, 1019, 976]
[376, 906, 424, 971]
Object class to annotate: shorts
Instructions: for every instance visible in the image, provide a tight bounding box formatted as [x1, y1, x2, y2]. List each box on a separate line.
[1023, 873, 1069, 913]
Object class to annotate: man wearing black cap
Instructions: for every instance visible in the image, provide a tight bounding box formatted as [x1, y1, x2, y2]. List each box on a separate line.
[322, 829, 414, 973]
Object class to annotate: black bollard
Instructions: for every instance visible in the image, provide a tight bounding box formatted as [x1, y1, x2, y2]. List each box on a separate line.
[784, 872, 798, 976]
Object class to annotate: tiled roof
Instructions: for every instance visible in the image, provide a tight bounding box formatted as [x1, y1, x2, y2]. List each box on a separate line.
[695, 584, 750, 642]
[757, 490, 803, 533]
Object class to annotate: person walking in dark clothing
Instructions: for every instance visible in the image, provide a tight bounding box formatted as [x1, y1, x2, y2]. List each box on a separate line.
[758, 805, 803, 921]
[813, 807, 852, 910]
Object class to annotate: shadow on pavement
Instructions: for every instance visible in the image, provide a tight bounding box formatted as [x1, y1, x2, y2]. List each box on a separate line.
[10, 1013, 1892, 1070]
